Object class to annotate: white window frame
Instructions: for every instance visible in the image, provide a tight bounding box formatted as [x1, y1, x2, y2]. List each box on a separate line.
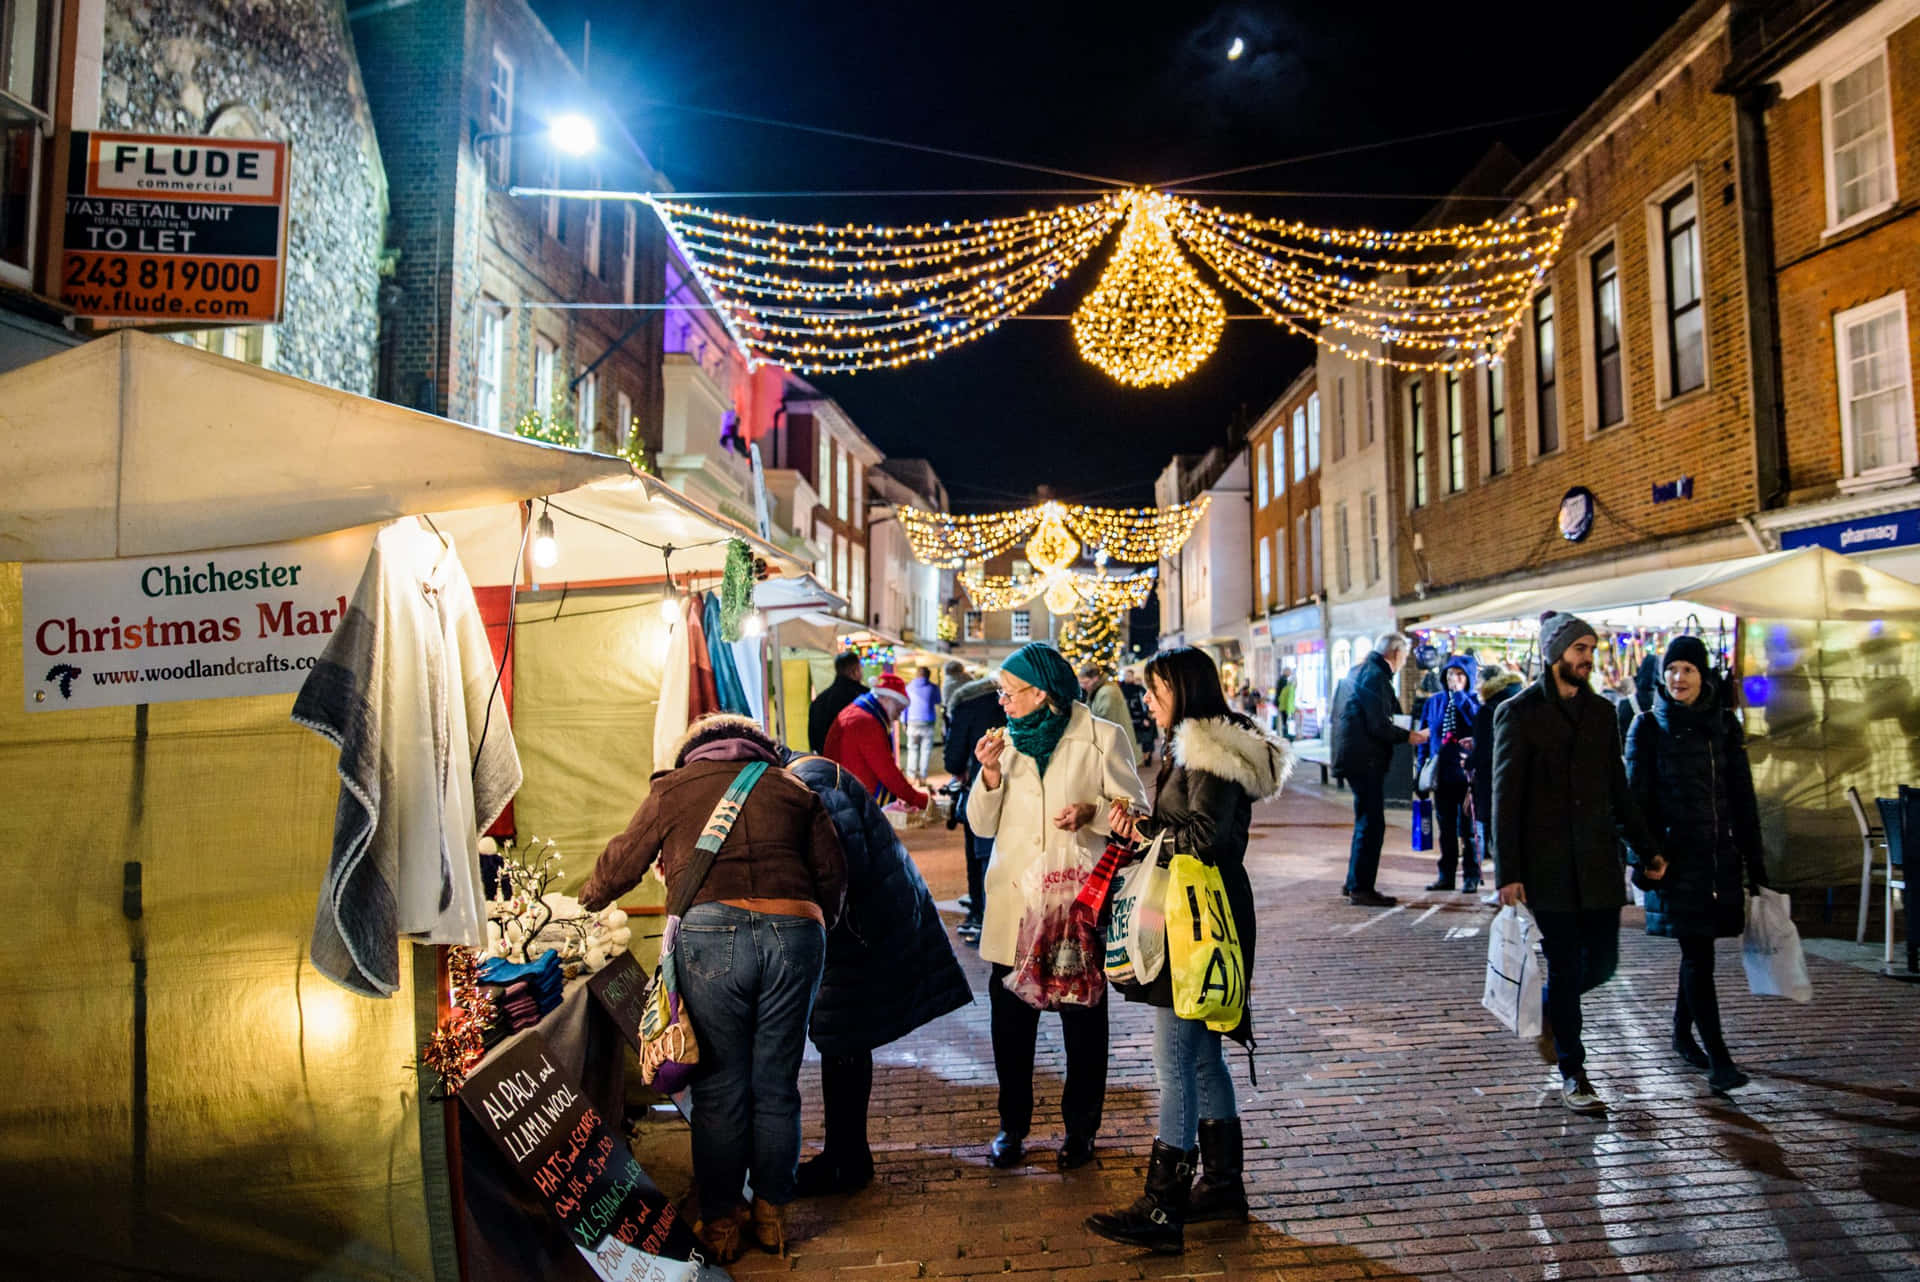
[1255, 444, 1269, 508]
[1443, 369, 1465, 494]
[1406, 378, 1428, 509]
[1307, 391, 1321, 472]
[544, 150, 561, 240]
[1363, 365, 1377, 447]
[615, 389, 633, 449]
[1333, 377, 1347, 461]
[814, 519, 832, 582]
[1576, 230, 1629, 436]
[1480, 359, 1508, 479]
[852, 554, 866, 621]
[1644, 170, 1710, 407]
[963, 610, 984, 641]
[0, 0, 57, 286]
[1273, 526, 1286, 604]
[584, 168, 602, 276]
[1309, 507, 1322, 596]
[1523, 286, 1562, 461]
[475, 300, 505, 433]
[817, 433, 833, 509]
[835, 448, 850, 522]
[533, 335, 556, 423]
[1834, 290, 1917, 489]
[623, 206, 638, 305]
[1272, 431, 1286, 497]
[1822, 44, 1898, 235]
[1291, 405, 1308, 482]
[1334, 500, 1351, 593]
[1295, 511, 1311, 602]
[485, 48, 514, 188]
[1258, 535, 1271, 603]
[851, 459, 863, 528]
[1364, 490, 1381, 585]
[576, 369, 598, 449]
[1010, 609, 1031, 641]
[835, 533, 849, 593]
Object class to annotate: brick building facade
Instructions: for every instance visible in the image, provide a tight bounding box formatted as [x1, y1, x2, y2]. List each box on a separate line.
[1726, 0, 1920, 576]
[351, 0, 668, 453]
[1247, 367, 1331, 721]
[1399, 2, 1766, 624]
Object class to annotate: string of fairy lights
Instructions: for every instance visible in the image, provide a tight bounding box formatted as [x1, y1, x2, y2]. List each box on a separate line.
[899, 499, 1203, 669]
[645, 191, 1574, 386]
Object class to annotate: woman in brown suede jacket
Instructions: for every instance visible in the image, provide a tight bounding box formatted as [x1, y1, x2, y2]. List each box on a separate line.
[581, 714, 846, 1262]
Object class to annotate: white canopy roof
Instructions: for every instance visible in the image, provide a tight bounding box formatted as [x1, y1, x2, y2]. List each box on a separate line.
[434, 473, 809, 589]
[0, 331, 631, 562]
[1416, 545, 1920, 630]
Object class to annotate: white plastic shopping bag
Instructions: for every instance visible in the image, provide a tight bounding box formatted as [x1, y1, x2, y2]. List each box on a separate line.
[1104, 834, 1170, 985]
[1483, 903, 1545, 1037]
[1743, 888, 1812, 1003]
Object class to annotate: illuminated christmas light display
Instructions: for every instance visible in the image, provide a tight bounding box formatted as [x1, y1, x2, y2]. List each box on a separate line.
[646, 192, 1574, 382]
[899, 497, 1210, 568]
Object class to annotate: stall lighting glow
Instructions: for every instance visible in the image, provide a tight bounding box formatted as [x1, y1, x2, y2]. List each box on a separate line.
[531, 510, 559, 568]
[548, 113, 598, 157]
[658, 582, 681, 623]
[740, 609, 766, 638]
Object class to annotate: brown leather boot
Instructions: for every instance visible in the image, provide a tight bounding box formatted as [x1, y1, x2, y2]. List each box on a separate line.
[749, 1196, 788, 1256]
[692, 1203, 748, 1264]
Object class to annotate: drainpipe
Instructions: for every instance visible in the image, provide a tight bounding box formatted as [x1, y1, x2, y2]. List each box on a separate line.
[1734, 84, 1790, 510]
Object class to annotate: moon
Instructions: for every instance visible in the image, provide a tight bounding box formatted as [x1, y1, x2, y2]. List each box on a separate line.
[1227, 36, 1245, 60]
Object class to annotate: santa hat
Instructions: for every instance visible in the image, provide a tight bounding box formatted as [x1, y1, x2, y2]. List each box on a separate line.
[871, 672, 909, 714]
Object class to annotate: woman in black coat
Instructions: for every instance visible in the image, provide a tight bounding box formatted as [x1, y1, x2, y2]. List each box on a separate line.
[1085, 647, 1290, 1255]
[1624, 636, 1767, 1093]
[784, 751, 973, 1194]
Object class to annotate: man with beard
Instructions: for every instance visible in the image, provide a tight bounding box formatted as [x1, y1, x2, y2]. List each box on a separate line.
[1492, 613, 1664, 1114]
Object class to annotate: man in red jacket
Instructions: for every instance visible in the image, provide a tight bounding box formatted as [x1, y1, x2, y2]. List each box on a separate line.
[825, 673, 930, 810]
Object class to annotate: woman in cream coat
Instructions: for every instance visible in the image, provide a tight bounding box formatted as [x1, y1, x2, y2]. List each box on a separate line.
[969, 642, 1148, 1171]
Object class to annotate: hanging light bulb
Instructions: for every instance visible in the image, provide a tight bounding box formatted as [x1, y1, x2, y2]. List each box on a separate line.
[658, 580, 681, 624]
[740, 610, 767, 638]
[1044, 576, 1080, 616]
[531, 509, 559, 569]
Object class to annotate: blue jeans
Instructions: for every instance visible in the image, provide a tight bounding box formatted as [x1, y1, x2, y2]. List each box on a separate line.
[1154, 1007, 1237, 1149]
[1345, 767, 1387, 895]
[676, 902, 826, 1209]
[1530, 907, 1621, 1079]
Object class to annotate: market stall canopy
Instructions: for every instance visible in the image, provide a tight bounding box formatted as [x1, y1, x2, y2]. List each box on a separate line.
[435, 473, 811, 588]
[1672, 545, 1920, 620]
[0, 330, 631, 562]
[1415, 553, 1777, 631]
[754, 573, 848, 616]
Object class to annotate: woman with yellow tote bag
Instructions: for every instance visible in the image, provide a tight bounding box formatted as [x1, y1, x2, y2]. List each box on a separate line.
[1086, 648, 1290, 1255]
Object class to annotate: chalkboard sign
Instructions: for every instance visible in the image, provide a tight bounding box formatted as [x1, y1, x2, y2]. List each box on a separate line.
[587, 952, 648, 1054]
[459, 1030, 703, 1280]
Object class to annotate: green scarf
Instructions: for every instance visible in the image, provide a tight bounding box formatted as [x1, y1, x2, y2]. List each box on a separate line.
[1007, 703, 1071, 778]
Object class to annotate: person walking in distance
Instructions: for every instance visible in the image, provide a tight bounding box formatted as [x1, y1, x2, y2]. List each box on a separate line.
[903, 666, 940, 790]
[1418, 654, 1482, 893]
[809, 651, 868, 754]
[1493, 613, 1665, 1114]
[1334, 633, 1430, 907]
[1274, 671, 1296, 740]
[968, 642, 1148, 1171]
[944, 667, 1006, 945]
[1625, 636, 1767, 1093]
[1084, 647, 1289, 1253]
[1079, 662, 1138, 766]
[1470, 662, 1522, 893]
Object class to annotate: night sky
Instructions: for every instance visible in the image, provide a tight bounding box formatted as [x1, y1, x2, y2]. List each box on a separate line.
[530, 0, 1695, 510]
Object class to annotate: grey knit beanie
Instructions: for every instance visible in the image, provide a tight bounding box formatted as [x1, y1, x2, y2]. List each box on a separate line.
[1540, 611, 1597, 663]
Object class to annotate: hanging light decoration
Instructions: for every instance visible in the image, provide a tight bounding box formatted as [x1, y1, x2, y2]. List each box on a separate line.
[1070, 191, 1227, 387]
[899, 497, 1208, 568]
[1024, 504, 1082, 576]
[1044, 577, 1081, 615]
[647, 191, 1575, 383]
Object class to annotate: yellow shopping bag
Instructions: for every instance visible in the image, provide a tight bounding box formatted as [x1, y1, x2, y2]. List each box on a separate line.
[1165, 853, 1244, 1032]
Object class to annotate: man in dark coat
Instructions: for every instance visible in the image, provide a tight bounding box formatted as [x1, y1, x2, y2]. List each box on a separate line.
[808, 651, 868, 754]
[1493, 612, 1664, 1114]
[1333, 633, 1429, 907]
[943, 672, 1006, 943]
[785, 751, 973, 1195]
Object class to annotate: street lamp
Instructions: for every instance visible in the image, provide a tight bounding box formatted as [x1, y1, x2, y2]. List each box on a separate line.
[547, 113, 598, 157]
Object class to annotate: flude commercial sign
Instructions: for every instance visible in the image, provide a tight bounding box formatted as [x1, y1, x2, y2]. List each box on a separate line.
[59, 130, 289, 324]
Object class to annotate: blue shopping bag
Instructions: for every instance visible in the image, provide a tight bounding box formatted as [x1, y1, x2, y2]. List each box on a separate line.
[1411, 797, 1434, 851]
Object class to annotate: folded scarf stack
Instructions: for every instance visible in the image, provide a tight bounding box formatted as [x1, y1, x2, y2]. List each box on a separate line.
[476, 952, 566, 1047]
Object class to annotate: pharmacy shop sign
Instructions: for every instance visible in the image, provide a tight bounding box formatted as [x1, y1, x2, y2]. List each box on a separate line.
[22, 529, 369, 712]
[60, 131, 290, 323]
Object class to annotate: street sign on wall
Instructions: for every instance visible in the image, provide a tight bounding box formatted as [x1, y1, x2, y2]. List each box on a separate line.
[59, 131, 289, 324]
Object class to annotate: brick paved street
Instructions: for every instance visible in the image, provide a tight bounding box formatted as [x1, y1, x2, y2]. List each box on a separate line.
[634, 785, 1920, 1280]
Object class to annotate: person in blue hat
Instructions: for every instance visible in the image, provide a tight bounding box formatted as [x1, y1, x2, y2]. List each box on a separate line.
[968, 641, 1148, 1172]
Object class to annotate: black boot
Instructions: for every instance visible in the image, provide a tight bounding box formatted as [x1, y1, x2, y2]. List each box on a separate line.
[1188, 1118, 1249, 1223]
[1083, 1139, 1194, 1254]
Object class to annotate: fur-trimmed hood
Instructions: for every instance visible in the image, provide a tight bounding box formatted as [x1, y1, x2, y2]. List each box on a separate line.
[670, 712, 782, 769]
[1479, 668, 1523, 702]
[1172, 714, 1292, 801]
[948, 674, 999, 708]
